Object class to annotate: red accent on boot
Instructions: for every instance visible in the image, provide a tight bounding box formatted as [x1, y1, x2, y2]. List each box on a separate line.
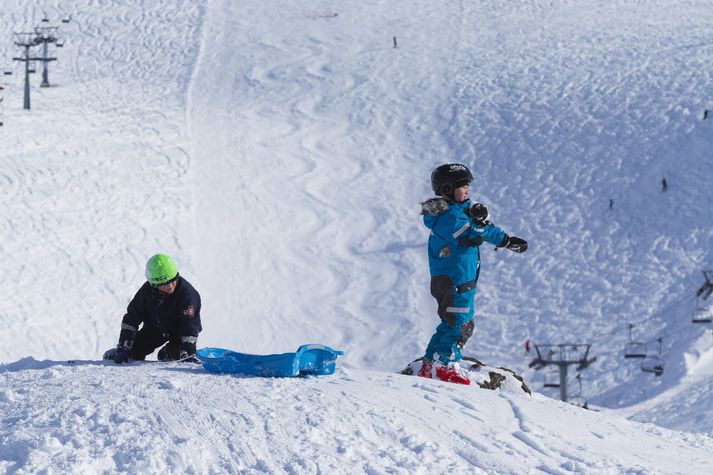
[417, 360, 433, 378]
[436, 365, 471, 385]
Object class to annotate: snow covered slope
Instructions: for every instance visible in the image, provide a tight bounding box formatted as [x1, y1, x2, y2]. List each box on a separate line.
[3, 0, 713, 471]
[0, 0, 203, 360]
[2, 360, 713, 474]
[188, 0, 713, 412]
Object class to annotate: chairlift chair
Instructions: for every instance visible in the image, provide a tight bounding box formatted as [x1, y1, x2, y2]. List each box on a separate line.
[693, 271, 713, 323]
[624, 323, 647, 358]
[641, 337, 664, 376]
[692, 305, 712, 323]
[568, 373, 583, 398]
[624, 341, 647, 358]
[641, 357, 664, 376]
[568, 377, 588, 408]
[543, 369, 560, 388]
[697, 271, 713, 299]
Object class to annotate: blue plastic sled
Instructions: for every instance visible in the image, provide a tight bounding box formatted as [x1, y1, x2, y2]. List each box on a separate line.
[196, 344, 344, 377]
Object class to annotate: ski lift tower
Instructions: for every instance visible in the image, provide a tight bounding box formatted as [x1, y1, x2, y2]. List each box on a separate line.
[33, 26, 61, 87]
[529, 343, 597, 402]
[12, 32, 43, 110]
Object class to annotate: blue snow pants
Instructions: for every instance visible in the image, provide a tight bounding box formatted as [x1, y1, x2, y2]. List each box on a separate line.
[424, 275, 476, 365]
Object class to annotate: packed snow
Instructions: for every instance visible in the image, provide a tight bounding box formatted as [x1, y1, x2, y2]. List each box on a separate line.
[2, 0, 713, 473]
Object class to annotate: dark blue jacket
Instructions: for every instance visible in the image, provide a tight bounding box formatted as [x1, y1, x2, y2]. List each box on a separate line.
[119, 276, 202, 351]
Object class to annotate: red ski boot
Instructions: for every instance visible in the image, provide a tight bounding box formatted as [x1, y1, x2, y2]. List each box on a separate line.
[417, 359, 433, 378]
[436, 364, 471, 385]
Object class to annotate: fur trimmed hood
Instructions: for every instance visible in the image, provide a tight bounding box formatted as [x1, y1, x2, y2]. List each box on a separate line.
[421, 198, 449, 216]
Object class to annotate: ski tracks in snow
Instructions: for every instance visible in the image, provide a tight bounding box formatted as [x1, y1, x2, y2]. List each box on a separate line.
[189, 0, 472, 370]
[443, 0, 713, 399]
[0, 0, 204, 362]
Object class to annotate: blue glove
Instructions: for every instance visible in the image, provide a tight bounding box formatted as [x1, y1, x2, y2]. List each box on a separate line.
[114, 345, 130, 364]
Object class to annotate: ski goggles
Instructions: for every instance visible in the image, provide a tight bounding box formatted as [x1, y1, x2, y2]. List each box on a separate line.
[150, 275, 179, 288]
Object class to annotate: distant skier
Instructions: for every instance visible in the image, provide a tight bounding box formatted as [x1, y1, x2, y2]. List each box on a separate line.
[418, 164, 528, 384]
[661, 177, 668, 192]
[524, 339, 531, 356]
[103, 254, 202, 364]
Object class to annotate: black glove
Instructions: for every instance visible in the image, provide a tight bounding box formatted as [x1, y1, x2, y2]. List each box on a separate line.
[467, 202, 491, 226]
[499, 235, 528, 253]
[158, 340, 197, 362]
[113, 345, 130, 364]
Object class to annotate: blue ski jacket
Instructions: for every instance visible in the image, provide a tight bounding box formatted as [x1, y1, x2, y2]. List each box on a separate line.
[423, 199, 506, 288]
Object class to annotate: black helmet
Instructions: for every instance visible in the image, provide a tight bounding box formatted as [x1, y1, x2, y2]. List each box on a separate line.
[430, 163, 474, 197]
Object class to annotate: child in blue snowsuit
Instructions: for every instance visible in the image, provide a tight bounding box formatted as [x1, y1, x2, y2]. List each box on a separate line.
[419, 163, 528, 384]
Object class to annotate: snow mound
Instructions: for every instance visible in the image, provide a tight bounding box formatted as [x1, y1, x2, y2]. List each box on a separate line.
[2, 360, 713, 473]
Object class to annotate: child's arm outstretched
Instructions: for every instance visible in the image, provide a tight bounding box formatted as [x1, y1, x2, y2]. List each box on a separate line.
[464, 202, 528, 253]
